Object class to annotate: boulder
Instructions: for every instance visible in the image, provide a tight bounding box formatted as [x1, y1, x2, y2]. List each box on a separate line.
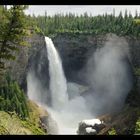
[77, 119, 105, 135]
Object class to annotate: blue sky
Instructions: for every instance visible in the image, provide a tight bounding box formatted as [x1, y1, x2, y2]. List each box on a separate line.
[25, 5, 140, 17]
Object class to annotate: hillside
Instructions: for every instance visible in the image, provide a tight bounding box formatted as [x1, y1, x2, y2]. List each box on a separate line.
[0, 100, 48, 135]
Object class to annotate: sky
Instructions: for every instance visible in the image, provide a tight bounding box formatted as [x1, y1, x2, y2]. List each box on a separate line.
[25, 5, 140, 17]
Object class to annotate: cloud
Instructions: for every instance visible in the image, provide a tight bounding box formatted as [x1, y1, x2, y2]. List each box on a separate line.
[25, 5, 140, 17]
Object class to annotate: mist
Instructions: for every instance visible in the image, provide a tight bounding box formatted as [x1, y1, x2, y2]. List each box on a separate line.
[27, 71, 48, 104]
[27, 34, 133, 134]
[43, 95, 93, 134]
[27, 70, 93, 134]
[84, 34, 133, 115]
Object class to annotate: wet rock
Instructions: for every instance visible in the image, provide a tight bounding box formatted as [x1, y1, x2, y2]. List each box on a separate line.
[77, 119, 105, 135]
[39, 116, 48, 133]
[40, 115, 58, 134]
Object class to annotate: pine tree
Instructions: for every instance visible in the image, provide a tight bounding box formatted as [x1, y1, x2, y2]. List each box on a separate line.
[32, 10, 140, 38]
[0, 5, 29, 71]
[124, 9, 128, 19]
[135, 10, 138, 18]
[0, 74, 29, 119]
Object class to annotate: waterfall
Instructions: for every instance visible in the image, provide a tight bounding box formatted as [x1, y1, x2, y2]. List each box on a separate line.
[27, 34, 133, 134]
[27, 36, 92, 134]
[45, 36, 68, 110]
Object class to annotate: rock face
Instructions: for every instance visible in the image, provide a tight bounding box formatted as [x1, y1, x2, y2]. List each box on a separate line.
[2, 32, 140, 135]
[2, 40, 29, 88]
[3, 33, 140, 108]
[77, 119, 105, 135]
[1, 34, 48, 93]
[52, 33, 105, 84]
[5, 33, 140, 92]
[27, 34, 49, 89]
[53, 33, 140, 109]
[40, 115, 58, 134]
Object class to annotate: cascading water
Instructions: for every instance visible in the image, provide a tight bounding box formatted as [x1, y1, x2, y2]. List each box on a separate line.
[45, 37, 68, 110]
[27, 34, 133, 135]
[45, 37, 92, 134]
[44, 36, 93, 134]
[27, 36, 92, 134]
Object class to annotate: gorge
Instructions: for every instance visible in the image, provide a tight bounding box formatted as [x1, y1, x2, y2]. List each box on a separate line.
[1, 5, 140, 135]
[27, 34, 134, 134]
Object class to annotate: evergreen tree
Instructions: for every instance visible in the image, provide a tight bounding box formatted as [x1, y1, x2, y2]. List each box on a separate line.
[32, 10, 140, 38]
[0, 74, 29, 119]
[0, 5, 30, 71]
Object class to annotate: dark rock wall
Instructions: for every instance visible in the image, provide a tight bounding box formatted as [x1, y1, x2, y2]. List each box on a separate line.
[27, 35, 50, 90]
[4, 33, 140, 101]
[53, 34, 106, 84]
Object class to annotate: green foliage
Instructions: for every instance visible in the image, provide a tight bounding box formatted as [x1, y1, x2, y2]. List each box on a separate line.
[34, 26, 44, 35]
[135, 117, 140, 134]
[0, 111, 46, 134]
[0, 73, 29, 119]
[108, 128, 117, 135]
[134, 68, 140, 76]
[0, 125, 10, 135]
[31, 10, 140, 37]
[0, 5, 30, 71]
[134, 19, 140, 25]
[21, 121, 46, 135]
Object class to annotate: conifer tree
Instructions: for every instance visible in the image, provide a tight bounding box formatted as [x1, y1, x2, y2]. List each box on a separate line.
[0, 5, 29, 71]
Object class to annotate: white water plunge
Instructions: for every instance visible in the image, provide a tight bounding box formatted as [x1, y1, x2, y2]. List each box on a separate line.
[45, 37, 68, 110]
[45, 37, 93, 134]
[27, 36, 93, 134]
[27, 35, 132, 135]
[44, 36, 92, 134]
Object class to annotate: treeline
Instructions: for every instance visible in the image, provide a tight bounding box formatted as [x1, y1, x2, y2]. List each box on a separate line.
[31, 10, 140, 37]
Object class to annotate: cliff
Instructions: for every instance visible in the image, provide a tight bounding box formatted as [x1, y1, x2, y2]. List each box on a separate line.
[2, 32, 140, 134]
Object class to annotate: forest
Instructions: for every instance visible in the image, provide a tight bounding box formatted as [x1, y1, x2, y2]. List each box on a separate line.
[31, 10, 140, 37]
[0, 5, 30, 118]
[0, 5, 140, 135]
